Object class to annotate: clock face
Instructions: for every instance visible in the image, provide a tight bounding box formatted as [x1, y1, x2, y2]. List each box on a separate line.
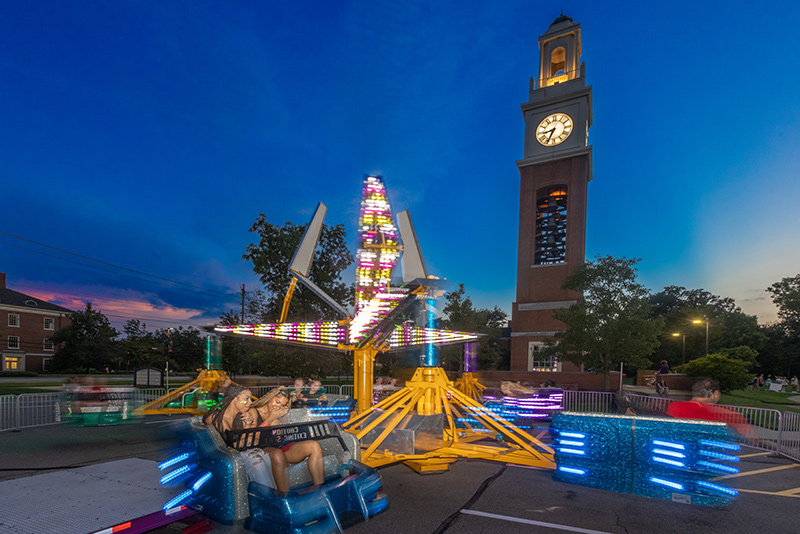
[536, 113, 573, 146]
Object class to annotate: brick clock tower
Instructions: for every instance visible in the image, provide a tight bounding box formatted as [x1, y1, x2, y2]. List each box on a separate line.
[510, 14, 592, 372]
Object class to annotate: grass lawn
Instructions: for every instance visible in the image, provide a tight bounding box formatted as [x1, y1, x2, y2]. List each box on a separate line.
[720, 389, 800, 413]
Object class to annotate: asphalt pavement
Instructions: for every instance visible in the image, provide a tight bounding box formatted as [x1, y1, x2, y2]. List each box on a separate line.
[1, 417, 799, 534]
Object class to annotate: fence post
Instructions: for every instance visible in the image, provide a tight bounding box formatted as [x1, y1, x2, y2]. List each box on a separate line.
[14, 395, 21, 432]
[777, 412, 783, 453]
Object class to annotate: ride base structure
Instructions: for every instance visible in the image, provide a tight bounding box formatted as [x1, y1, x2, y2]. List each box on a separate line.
[211, 176, 556, 473]
[134, 336, 231, 416]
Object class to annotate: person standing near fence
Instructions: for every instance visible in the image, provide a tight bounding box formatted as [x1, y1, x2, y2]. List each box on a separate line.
[666, 378, 752, 438]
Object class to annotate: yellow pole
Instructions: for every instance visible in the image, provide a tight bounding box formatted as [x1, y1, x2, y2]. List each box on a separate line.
[279, 277, 298, 323]
[354, 347, 377, 413]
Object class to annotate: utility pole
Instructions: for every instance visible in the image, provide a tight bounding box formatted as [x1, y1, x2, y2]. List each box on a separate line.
[241, 284, 246, 323]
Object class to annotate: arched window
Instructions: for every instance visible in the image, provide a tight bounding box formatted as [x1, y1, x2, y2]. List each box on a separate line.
[550, 47, 566, 77]
[534, 186, 567, 265]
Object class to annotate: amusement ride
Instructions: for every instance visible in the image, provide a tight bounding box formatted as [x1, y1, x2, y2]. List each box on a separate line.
[200, 175, 556, 473]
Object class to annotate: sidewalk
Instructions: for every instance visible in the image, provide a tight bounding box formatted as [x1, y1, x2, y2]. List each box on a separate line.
[623, 384, 691, 399]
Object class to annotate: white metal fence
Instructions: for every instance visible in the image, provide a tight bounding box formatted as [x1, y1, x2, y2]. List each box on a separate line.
[0, 393, 63, 432]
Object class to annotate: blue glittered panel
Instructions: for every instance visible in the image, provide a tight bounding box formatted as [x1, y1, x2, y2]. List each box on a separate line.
[552, 413, 739, 506]
[552, 412, 634, 493]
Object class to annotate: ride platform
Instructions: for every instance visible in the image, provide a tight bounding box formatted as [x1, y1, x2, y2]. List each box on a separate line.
[0, 458, 192, 534]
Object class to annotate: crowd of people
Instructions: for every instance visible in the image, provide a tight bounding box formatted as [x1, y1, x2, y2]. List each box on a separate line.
[753, 374, 799, 393]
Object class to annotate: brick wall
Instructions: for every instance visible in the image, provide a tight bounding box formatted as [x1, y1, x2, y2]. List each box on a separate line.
[3, 309, 70, 372]
[636, 371, 694, 391]
[469, 370, 616, 391]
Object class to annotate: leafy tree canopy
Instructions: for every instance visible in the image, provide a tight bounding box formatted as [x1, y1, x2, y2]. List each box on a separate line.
[542, 256, 664, 386]
[648, 285, 764, 368]
[51, 303, 120, 372]
[242, 215, 354, 322]
[767, 274, 800, 333]
[759, 274, 800, 377]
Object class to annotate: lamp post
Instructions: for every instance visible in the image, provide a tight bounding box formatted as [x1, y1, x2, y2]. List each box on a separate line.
[692, 318, 709, 356]
[671, 332, 686, 364]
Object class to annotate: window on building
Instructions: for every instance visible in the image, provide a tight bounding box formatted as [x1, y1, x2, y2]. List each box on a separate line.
[550, 46, 566, 76]
[529, 341, 559, 372]
[8, 313, 20, 327]
[44, 338, 54, 351]
[534, 186, 568, 265]
[44, 317, 55, 330]
[4, 357, 19, 370]
[8, 336, 20, 350]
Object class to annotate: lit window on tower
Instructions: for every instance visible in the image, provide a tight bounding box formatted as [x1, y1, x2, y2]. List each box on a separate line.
[535, 186, 567, 265]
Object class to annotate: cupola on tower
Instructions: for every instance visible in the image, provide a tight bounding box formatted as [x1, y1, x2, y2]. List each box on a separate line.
[510, 14, 593, 372]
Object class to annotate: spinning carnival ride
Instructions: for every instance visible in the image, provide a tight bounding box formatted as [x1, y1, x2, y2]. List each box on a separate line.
[211, 176, 556, 473]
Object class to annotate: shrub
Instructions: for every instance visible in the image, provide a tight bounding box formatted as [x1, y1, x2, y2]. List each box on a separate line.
[680, 353, 752, 393]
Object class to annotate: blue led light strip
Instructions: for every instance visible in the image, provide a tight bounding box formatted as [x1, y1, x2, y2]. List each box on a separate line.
[192, 471, 213, 491]
[160, 464, 196, 485]
[649, 477, 684, 491]
[651, 456, 686, 468]
[558, 431, 586, 439]
[699, 450, 739, 462]
[158, 452, 194, 471]
[697, 460, 739, 474]
[557, 466, 587, 476]
[163, 489, 193, 511]
[651, 439, 686, 450]
[652, 448, 686, 459]
[697, 480, 739, 496]
[699, 439, 741, 451]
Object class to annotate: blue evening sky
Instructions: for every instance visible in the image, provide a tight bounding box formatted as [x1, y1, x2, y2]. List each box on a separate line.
[2, 1, 799, 330]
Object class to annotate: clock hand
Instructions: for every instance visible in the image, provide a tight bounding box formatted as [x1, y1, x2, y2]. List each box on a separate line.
[545, 127, 556, 141]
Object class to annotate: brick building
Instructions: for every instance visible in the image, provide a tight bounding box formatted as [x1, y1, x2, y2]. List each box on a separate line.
[511, 14, 592, 372]
[0, 272, 73, 372]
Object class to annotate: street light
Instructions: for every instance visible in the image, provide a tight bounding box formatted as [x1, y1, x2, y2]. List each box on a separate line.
[692, 318, 709, 356]
[671, 332, 686, 364]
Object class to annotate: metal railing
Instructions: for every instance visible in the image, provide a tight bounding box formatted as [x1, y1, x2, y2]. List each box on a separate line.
[2, 387, 798, 463]
[777, 411, 800, 462]
[0, 393, 63, 432]
[563, 390, 613, 413]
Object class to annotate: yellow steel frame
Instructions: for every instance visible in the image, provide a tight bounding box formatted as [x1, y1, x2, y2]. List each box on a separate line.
[342, 367, 555, 472]
[133, 369, 231, 415]
[454, 372, 486, 402]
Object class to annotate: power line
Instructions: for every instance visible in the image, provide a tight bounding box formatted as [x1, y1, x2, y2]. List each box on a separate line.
[0, 231, 240, 300]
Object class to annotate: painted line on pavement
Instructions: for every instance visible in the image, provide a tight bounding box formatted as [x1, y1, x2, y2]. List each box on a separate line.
[460, 509, 615, 534]
[713, 463, 800, 480]
[738, 451, 774, 459]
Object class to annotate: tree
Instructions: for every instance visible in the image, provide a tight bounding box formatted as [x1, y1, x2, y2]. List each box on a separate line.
[242, 216, 354, 322]
[154, 326, 204, 372]
[648, 286, 764, 369]
[542, 256, 664, 389]
[680, 353, 752, 393]
[120, 319, 160, 370]
[439, 284, 509, 371]
[767, 274, 800, 332]
[51, 303, 120, 372]
[761, 274, 800, 377]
